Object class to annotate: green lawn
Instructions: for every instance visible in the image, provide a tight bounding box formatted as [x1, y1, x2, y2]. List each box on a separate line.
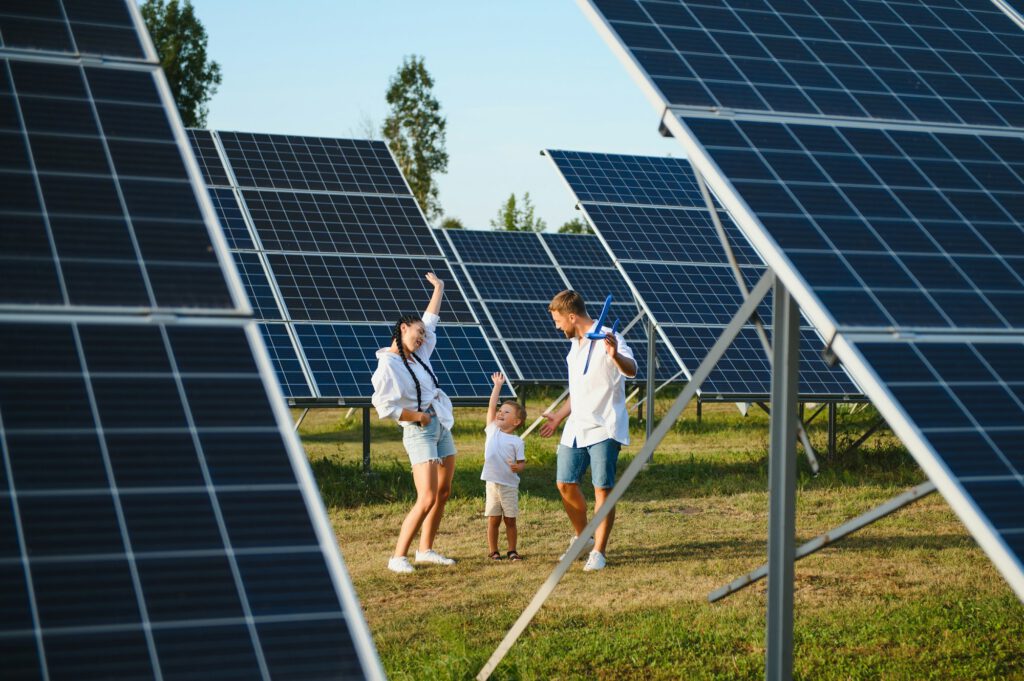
[297, 397, 1024, 680]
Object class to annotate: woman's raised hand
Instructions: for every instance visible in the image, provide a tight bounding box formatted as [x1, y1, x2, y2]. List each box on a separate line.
[425, 272, 443, 289]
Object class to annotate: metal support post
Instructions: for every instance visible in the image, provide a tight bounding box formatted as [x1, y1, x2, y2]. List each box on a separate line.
[828, 403, 837, 458]
[475, 271, 776, 681]
[362, 407, 371, 473]
[709, 481, 936, 603]
[293, 408, 309, 433]
[766, 281, 799, 681]
[696, 397, 702, 425]
[646, 317, 656, 441]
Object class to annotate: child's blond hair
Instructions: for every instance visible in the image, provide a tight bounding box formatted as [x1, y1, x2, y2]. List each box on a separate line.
[503, 400, 527, 426]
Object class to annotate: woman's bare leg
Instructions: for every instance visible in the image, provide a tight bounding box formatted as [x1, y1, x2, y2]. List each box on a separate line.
[393, 461, 438, 557]
[419, 455, 455, 551]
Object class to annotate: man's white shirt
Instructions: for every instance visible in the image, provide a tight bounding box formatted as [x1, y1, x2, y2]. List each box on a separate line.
[560, 322, 634, 448]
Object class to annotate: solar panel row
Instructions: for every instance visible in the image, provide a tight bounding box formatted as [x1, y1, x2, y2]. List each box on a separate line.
[190, 129, 507, 403]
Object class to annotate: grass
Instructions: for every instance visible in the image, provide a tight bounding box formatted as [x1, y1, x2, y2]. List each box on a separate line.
[297, 396, 1024, 680]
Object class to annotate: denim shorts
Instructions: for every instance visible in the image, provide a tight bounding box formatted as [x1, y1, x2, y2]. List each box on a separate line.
[556, 438, 621, 489]
[402, 411, 456, 467]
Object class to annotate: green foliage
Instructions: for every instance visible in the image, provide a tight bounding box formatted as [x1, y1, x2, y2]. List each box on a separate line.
[490, 192, 547, 232]
[558, 216, 592, 234]
[140, 0, 221, 127]
[383, 55, 449, 223]
[439, 216, 464, 229]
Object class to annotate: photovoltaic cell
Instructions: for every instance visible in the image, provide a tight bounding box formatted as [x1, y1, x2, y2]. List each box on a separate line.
[681, 116, 1024, 332]
[540, 232, 614, 268]
[187, 129, 230, 187]
[589, 0, 1024, 128]
[446, 229, 553, 265]
[268, 254, 474, 324]
[242, 189, 437, 256]
[208, 188, 254, 250]
[463, 264, 568, 302]
[621, 261, 769, 326]
[218, 132, 408, 194]
[1, 59, 234, 310]
[580, 202, 762, 266]
[258, 323, 312, 398]
[0, 1, 145, 58]
[560, 267, 641, 305]
[547, 149, 705, 206]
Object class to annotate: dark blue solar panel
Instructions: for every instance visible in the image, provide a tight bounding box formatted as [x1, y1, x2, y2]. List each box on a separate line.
[242, 189, 439, 257]
[0, 59, 233, 310]
[293, 323, 509, 401]
[208, 188, 254, 251]
[486, 302, 560, 340]
[580, 202, 762, 266]
[218, 132, 408, 194]
[662, 326, 859, 397]
[447, 229, 553, 265]
[541, 232, 614, 268]
[188, 129, 230, 187]
[547, 149, 703, 205]
[464, 264, 568, 302]
[622, 261, 769, 325]
[231, 252, 281, 320]
[258, 323, 313, 398]
[683, 116, 1024, 331]
[560, 267, 638, 306]
[0, 1, 145, 58]
[503, 340, 573, 382]
[267, 255, 474, 324]
[587, 0, 1024, 128]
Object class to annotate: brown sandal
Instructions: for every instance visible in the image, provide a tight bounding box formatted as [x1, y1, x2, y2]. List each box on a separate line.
[488, 551, 503, 560]
[506, 550, 523, 561]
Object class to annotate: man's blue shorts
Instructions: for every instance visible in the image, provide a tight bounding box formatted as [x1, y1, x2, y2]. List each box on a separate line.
[556, 439, 621, 489]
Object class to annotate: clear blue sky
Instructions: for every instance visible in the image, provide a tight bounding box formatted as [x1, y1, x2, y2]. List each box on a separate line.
[189, 1, 682, 229]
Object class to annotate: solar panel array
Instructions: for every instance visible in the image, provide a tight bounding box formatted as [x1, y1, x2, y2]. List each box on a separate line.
[582, 0, 1024, 600]
[441, 229, 671, 383]
[546, 149, 860, 399]
[0, 2, 384, 678]
[188, 130, 510, 404]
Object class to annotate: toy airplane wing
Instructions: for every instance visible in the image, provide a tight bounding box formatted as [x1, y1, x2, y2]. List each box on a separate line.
[583, 294, 620, 374]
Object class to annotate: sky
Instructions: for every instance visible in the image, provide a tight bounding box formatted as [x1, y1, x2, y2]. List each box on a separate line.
[188, 1, 683, 230]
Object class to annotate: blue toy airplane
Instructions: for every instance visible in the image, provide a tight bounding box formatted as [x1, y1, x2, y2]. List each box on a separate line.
[583, 294, 620, 374]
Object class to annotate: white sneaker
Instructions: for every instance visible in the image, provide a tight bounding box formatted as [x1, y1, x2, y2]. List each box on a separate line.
[387, 556, 415, 574]
[559, 535, 595, 561]
[415, 549, 456, 566]
[583, 551, 606, 572]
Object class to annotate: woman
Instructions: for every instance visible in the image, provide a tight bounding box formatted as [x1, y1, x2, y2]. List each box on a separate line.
[372, 272, 457, 574]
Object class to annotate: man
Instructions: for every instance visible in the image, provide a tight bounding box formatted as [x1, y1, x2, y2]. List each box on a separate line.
[540, 290, 636, 571]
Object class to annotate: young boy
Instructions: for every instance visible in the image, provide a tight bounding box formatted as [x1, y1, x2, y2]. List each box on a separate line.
[482, 372, 527, 561]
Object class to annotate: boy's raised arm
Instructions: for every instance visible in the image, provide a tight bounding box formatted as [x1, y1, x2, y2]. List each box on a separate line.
[486, 372, 504, 425]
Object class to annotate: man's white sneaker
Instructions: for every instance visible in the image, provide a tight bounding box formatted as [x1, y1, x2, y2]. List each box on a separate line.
[387, 556, 415, 574]
[559, 535, 595, 561]
[415, 549, 456, 566]
[583, 551, 606, 572]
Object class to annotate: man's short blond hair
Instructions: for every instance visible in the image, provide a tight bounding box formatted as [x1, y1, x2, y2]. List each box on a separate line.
[548, 289, 586, 316]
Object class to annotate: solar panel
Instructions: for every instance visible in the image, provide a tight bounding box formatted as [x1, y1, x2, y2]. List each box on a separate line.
[540, 232, 615, 268]
[446, 229, 553, 265]
[463, 263, 568, 302]
[191, 131, 505, 402]
[546, 149, 704, 206]
[587, 0, 1024, 129]
[0, 5, 384, 677]
[1, 59, 235, 310]
[187, 129, 230, 187]
[218, 132, 409, 194]
[560, 266, 644, 305]
[579, 0, 1024, 599]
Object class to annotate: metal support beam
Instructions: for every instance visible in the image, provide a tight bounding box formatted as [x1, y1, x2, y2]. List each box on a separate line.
[646, 316, 656, 441]
[709, 481, 936, 603]
[696, 397, 702, 425]
[476, 271, 776, 681]
[804, 403, 827, 427]
[766, 281, 799, 681]
[293, 408, 309, 433]
[828, 403, 837, 458]
[846, 418, 885, 457]
[362, 407, 371, 473]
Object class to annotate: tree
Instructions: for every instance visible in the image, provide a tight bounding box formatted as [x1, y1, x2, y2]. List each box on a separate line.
[558, 217, 592, 234]
[383, 56, 448, 223]
[490, 192, 547, 232]
[140, 0, 222, 128]
[439, 216, 464, 229]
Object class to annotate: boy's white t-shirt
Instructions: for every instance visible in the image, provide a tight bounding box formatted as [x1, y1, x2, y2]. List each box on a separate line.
[480, 422, 525, 488]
